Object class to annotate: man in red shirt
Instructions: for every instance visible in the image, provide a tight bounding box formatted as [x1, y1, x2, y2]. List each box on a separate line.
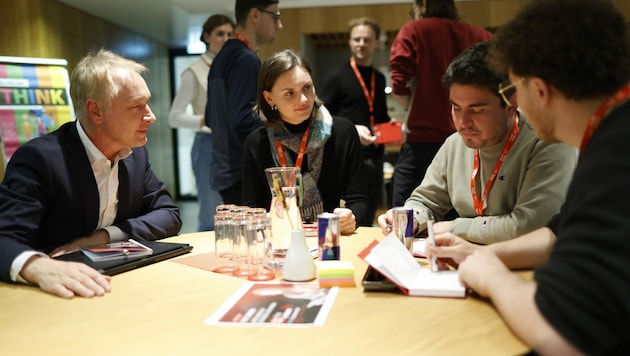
[389, 0, 492, 207]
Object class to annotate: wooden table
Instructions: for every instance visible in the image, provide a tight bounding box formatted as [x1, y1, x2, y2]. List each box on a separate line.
[0, 227, 528, 355]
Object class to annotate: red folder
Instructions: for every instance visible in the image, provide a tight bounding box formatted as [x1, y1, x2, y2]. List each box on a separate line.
[373, 121, 403, 145]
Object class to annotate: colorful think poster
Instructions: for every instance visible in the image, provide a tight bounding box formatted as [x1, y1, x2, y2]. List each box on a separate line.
[0, 56, 75, 161]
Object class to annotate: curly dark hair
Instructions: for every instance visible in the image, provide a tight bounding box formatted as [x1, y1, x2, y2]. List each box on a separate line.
[442, 41, 508, 108]
[488, 0, 630, 100]
[255, 49, 322, 129]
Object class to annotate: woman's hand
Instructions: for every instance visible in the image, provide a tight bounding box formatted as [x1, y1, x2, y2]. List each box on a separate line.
[333, 208, 356, 235]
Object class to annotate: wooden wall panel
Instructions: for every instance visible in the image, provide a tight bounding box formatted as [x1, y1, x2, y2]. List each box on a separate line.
[457, 1, 491, 26]
[613, 0, 630, 17]
[259, 0, 629, 60]
[259, 0, 506, 58]
[486, 1, 529, 27]
[261, 4, 410, 58]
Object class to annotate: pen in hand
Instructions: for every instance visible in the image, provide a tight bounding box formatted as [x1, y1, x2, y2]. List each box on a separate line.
[426, 210, 437, 272]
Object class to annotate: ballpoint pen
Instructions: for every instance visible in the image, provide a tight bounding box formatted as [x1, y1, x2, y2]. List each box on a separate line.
[426, 210, 438, 272]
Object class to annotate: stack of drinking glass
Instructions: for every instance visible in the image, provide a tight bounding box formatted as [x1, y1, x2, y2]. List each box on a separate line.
[213, 204, 276, 281]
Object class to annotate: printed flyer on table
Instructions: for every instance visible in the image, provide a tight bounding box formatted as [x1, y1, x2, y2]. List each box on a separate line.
[205, 282, 339, 328]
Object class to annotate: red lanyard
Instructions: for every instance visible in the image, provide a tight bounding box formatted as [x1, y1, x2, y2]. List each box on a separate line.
[579, 83, 630, 155]
[471, 115, 520, 216]
[349, 57, 376, 128]
[275, 125, 311, 168]
[233, 33, 252, 50]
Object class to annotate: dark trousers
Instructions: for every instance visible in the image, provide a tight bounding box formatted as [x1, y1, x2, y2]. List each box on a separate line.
[392, 142, 442, 207]
[219, 180, 243, 205]
[358, 155, 384, 226]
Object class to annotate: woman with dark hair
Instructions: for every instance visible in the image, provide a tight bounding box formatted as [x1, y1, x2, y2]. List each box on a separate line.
[168, 14, 234, 231]
[242, 49, 368, 234]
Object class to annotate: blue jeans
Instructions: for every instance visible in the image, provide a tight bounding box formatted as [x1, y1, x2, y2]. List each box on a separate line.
[191, 132, 223, 231]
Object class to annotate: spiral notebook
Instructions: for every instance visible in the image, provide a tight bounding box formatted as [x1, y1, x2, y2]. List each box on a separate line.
[55, 239, 192, 276]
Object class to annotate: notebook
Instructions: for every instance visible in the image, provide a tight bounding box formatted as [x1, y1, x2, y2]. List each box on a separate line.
[55, 239, 193, 276]
[358, 234, 466, 298]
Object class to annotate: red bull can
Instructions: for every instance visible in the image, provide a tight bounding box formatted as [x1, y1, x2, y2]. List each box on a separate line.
[317, 213, 340, 260]
[392, 207, 414, 253]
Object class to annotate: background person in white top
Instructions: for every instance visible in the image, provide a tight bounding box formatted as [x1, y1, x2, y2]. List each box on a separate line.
[169, 14, 234, 231]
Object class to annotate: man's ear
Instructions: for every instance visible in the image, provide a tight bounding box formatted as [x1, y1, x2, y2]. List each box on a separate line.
[86, 99, 103, 124]
[528, 77, 552, 108]
[248, 7, 259, 24]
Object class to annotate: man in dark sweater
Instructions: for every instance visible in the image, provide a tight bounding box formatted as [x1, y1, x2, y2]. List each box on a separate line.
[205, 0, 283, 204]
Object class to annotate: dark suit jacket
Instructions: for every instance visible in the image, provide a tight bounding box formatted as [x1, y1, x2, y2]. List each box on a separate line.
[0, 122, 181, 282]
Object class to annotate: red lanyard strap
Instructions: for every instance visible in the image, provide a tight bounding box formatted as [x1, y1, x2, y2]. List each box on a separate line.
[233, 33, 252, 50]
[349, 57, 376, 128]
[579, 83, 630, 154]
[275, 125, 311, 168]
[470, 115, 520, 216]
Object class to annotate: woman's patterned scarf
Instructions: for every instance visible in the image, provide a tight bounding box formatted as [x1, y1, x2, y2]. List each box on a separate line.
[266, 105, 333, 222]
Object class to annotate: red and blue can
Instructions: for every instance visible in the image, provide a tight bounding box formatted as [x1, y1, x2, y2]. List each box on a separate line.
[392, 207, 414, 252]
[317, 213, 340, 260]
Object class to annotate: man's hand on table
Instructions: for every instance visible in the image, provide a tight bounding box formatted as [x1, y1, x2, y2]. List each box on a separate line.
[20, 256, 111, 299]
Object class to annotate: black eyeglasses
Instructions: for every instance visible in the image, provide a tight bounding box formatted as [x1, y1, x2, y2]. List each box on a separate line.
[257, 8, 281, 23]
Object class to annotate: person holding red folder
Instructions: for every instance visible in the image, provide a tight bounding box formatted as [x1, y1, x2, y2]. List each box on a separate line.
[320, 17, 392, 227]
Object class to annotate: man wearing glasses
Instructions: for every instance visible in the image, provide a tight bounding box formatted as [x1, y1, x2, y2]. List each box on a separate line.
[428, 0, 630, 353]
[378, 41, 577, 244]
[205, 0, 283, 204]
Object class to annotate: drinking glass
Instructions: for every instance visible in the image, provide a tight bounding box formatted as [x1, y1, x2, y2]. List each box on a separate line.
[213, 212, 236, 274]
[232, 213, 256, 278]
[245, 216, 275, 281]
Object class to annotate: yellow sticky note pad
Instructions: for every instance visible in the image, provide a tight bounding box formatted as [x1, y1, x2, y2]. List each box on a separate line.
[317, 260, 355, 288]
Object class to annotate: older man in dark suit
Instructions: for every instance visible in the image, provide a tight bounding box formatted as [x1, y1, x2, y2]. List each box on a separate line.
[0, 49, 181, 298]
